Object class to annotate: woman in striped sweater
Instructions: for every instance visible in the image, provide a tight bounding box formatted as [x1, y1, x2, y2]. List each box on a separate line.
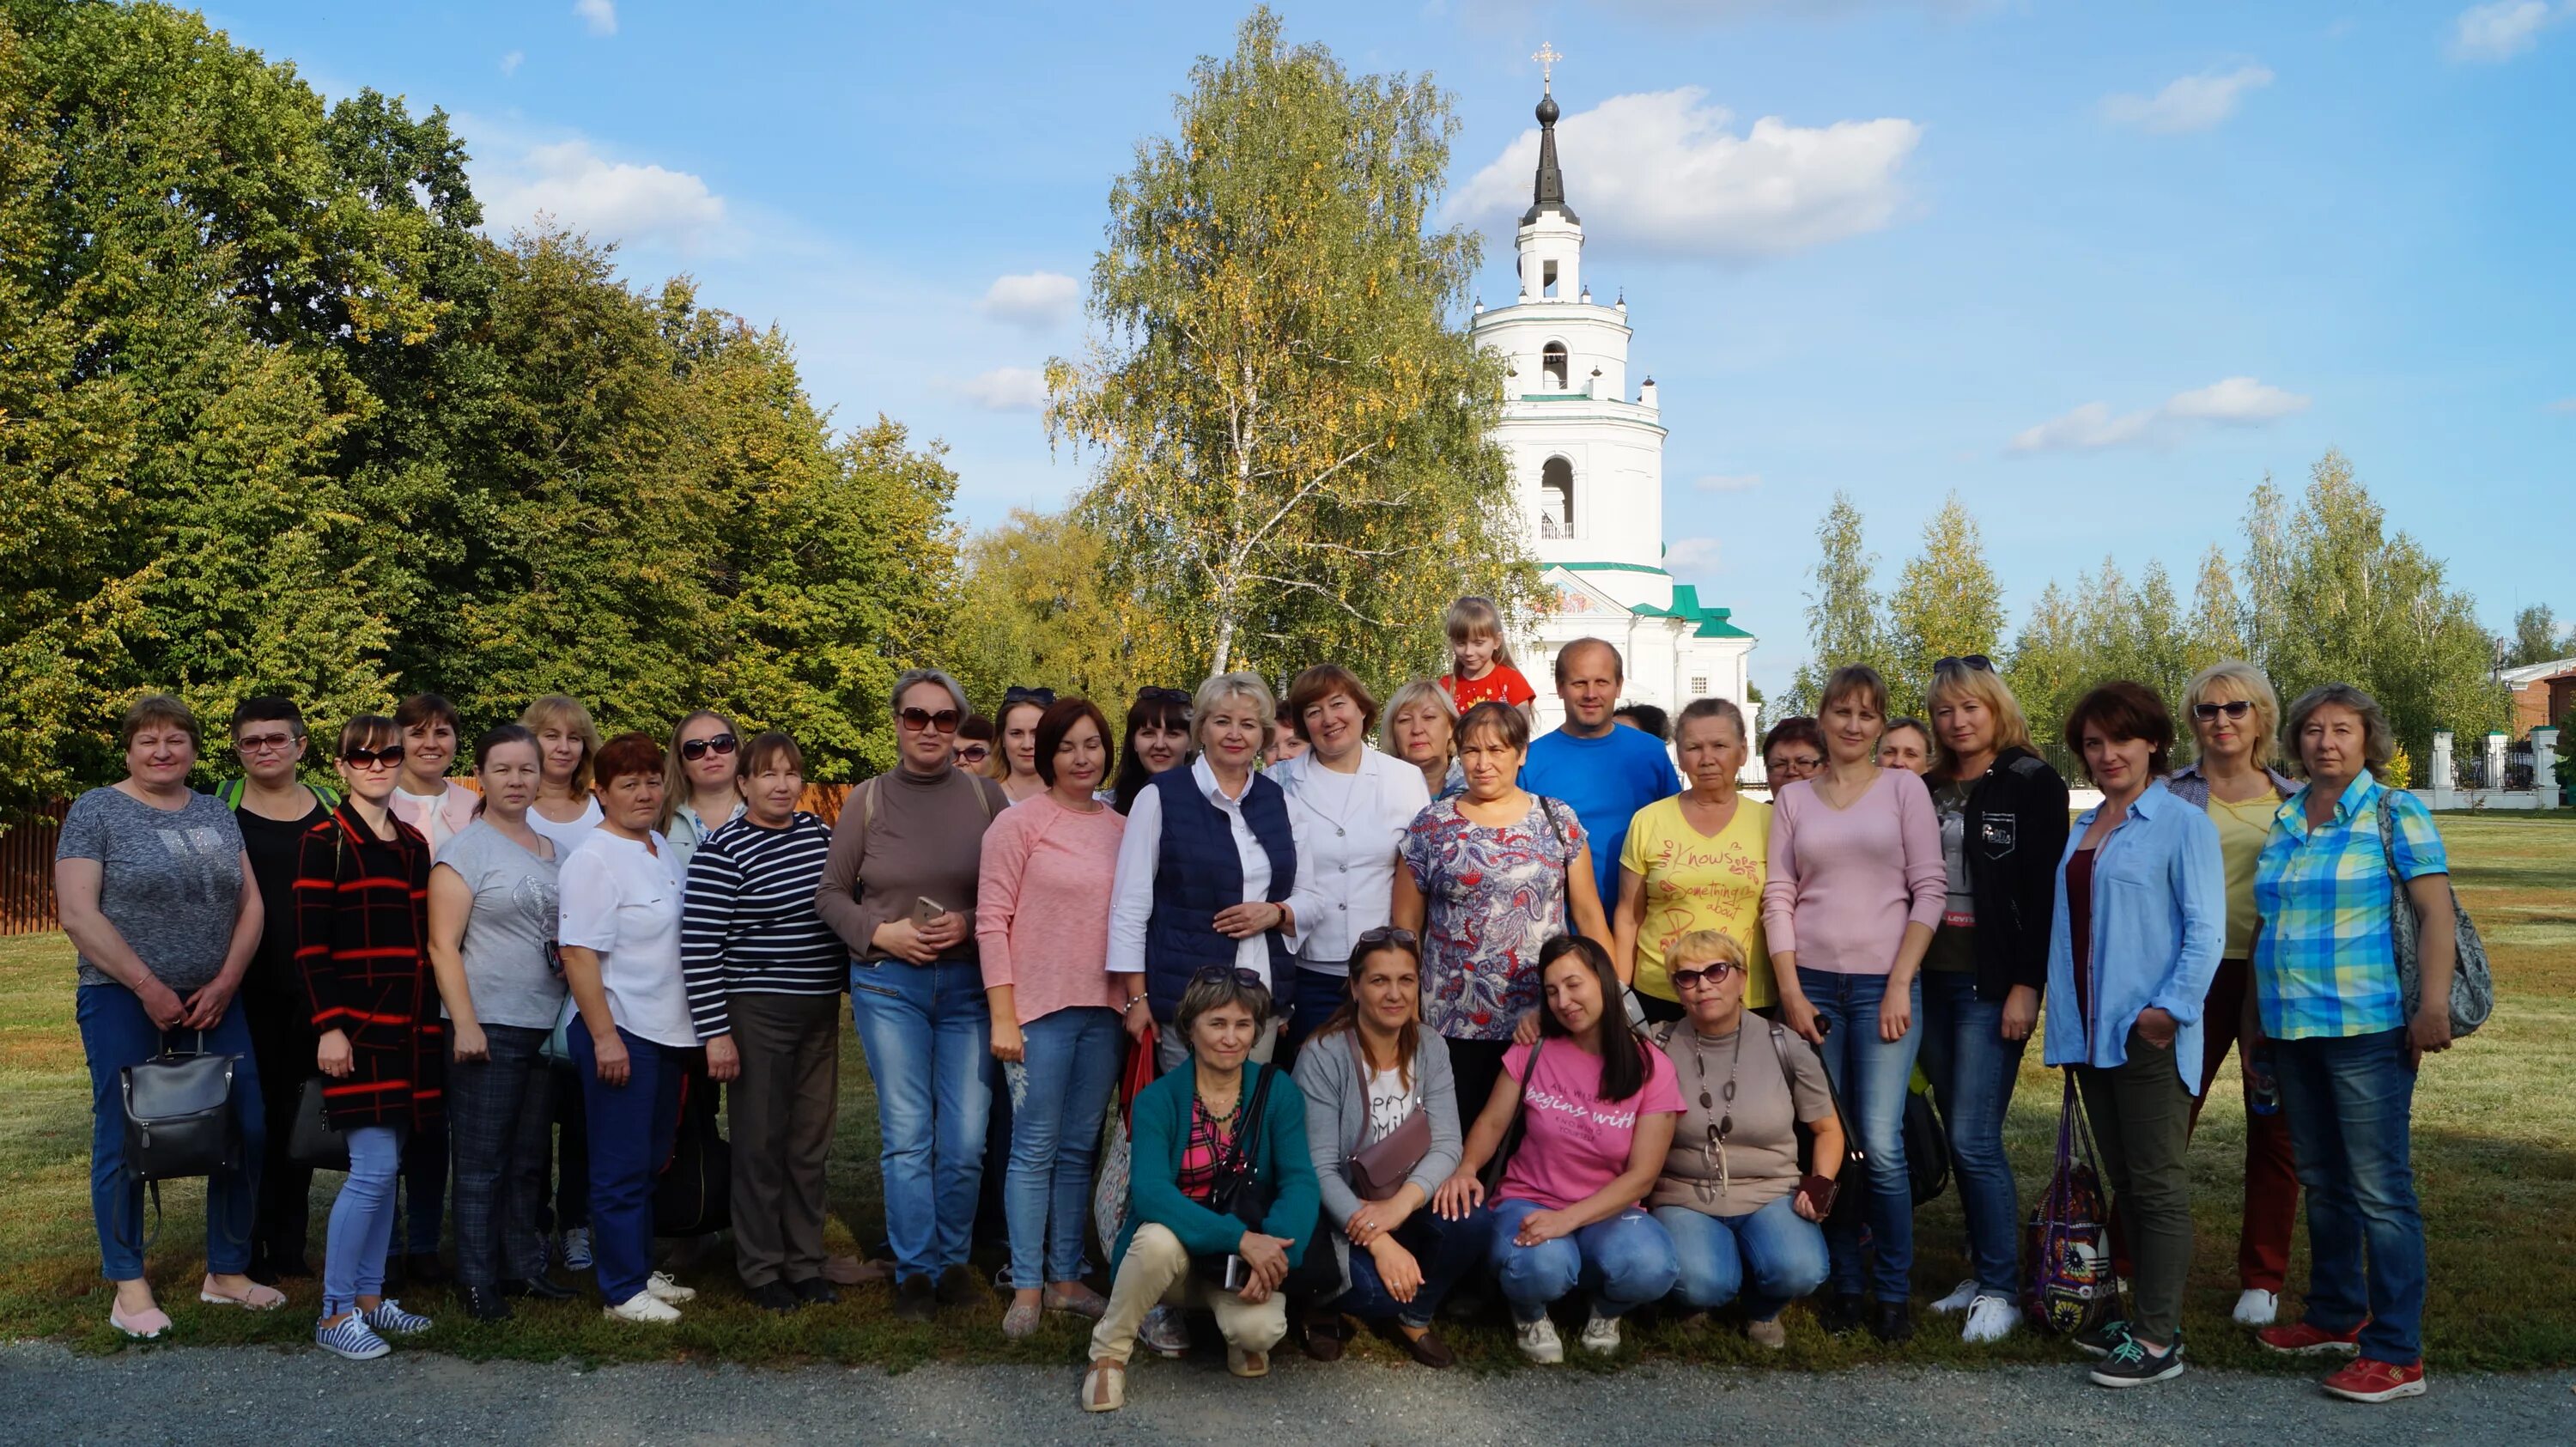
[295, 714, 443, 1362]
[681, 732, 849, 1312]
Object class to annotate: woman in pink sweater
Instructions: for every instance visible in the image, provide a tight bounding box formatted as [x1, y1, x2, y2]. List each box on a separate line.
[1759, 664, 1944, 1344]
[977, 696, 1129, 1339]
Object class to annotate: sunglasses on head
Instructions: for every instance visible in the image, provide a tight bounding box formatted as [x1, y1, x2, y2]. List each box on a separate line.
[2192, 700, 2254, 720]
[1189, 965, 1269, 992]
[679, 733, 738, 761]
[954, 744, 992, 763]
[1669, 960, 1744, 991]
[343, 745, 405, 769]
[1935, 654, 1994, 674]
[1002, 686, 1056, 708]
[1354, 927, 1420, 952]
[898, 707, 963, 734]
[1136, 687, 1191, 707]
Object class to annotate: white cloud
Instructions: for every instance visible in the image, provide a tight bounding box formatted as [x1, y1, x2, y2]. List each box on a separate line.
[473, 136, 731, 252]
[2450, 1, 2568, 61]
[1693, 472, 1763, 493]
[957, 367, 1049, 413]
[2100, 64, 2275, 134]
[1453, 88, 1921, 262]
[499, 50, 525, 77]
[1664, 537, 1723, 575]
[2008, 376, 2311, 453]
[2549, 397, 2576, 414]
[976, 272, 1080, 331]
[574, 0, 617, 38]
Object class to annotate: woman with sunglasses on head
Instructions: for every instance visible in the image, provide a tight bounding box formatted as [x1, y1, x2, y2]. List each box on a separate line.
[990, 688, 1055, 805]
[296, 714, 443, 1359]
[1289, 929, 1477, 1367]
[817, 668, 1012, 1320]
[1645, 931, 1838, 1349]
[1109, 687, 1194, 814]
[2165, 660, 2302, 1329]
[660, 708, 747, 876]
[1916, 655, 2068, 1346]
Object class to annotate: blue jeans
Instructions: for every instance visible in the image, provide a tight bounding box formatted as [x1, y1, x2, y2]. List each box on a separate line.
[1279, 961, 1352, 1063]
[1800, 967, 1923, 1303]
[570, 1025, 685, 1306]
[77, 984, 264, 1280]
[322, 1125, 405, 1316]
[2275, 1028, 2425, 1363]
[1335, 1208, 1488, 1330]
[1916, 970, 2026, 1297]
[1485, 1197, 1678, 1322]
[1005, 1006, 1121, 1286]
[849, 958, 993, 1282]
[1655, 1195, 1832, 1320]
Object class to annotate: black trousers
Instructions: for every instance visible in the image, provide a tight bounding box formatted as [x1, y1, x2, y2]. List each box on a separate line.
[241, 978, 316, 1265]
[1447, 1037, 1514, 1132]
[447, 1023, 556, 1286]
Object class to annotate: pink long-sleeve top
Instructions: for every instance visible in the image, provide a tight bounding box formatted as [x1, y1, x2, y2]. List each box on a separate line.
[1759, 767, 1947, 976]
[975, 791, 1128, 1025]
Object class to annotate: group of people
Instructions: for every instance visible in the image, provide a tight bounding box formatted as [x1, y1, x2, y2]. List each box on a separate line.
[57, 593, 2458, 1408]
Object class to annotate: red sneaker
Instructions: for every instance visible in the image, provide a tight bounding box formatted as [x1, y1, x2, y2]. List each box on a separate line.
[2321, 1357, 2427, 1403]
[2257, 1318, 2365, 1356]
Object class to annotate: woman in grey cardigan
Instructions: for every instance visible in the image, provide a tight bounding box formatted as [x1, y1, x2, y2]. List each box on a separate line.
[1290, 929, 1482, 1368]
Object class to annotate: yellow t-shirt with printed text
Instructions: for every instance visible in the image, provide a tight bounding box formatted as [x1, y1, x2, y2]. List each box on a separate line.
[1619, 795, 1775, 1007]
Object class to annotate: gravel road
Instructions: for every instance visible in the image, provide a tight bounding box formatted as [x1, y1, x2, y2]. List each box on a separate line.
[2, 1343, 2567, 1447]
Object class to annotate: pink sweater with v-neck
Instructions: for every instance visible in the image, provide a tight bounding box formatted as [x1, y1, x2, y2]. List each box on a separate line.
[1759, 769, 1946, 976]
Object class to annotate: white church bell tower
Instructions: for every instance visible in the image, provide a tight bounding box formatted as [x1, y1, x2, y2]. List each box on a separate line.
[1469, 51, 1755, 730]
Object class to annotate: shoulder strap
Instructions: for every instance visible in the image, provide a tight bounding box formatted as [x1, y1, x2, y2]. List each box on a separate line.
[313, 781, 342, 806]
[216, 778, 244, 807]
[2375, 789, 2403, 886]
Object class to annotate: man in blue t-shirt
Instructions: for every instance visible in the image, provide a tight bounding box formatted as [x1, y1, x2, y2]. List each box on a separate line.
[1521, 637, 1681, 904]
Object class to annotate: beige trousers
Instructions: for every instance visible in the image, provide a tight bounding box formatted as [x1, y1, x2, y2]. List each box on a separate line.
[1087, 1222, 1287, 1365]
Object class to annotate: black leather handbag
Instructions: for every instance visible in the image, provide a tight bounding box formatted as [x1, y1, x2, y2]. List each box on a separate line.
[121, 1034, 242, 1184]
[286, 1075, 350, 1171]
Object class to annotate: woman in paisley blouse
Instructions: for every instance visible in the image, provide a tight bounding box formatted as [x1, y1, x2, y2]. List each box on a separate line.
[1392, 702, 1612, 1124]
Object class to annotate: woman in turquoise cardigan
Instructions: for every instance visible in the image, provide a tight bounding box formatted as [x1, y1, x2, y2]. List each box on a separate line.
[1083, 969, 1318, 1413]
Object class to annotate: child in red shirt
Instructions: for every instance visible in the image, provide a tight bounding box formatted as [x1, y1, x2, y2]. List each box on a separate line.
[1437, 595, 1537, 714]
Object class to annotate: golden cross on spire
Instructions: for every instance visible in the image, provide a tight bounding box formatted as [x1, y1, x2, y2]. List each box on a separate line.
[1533, 41, 1564, 93]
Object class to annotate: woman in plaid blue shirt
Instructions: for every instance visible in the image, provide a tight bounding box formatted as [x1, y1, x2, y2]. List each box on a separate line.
[2246, 684, 2457, 1405]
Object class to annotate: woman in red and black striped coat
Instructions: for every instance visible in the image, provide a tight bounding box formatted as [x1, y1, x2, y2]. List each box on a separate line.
[295, 714, 443, 1362]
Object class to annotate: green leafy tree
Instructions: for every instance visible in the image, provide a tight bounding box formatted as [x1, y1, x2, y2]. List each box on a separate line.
[950, 509, 1151, 729]
[2184, 544, 2247, 674]
[2506, 604, 2563, 666]
[1783, 491, 1894, 718]
[2003, 581, 2087, 772]
[1887, 493, 2004, 719]
[1048, 8, 1535, 684]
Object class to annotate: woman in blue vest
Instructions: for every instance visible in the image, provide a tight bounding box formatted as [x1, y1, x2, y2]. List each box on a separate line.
[1109, 671, 1309, 1075]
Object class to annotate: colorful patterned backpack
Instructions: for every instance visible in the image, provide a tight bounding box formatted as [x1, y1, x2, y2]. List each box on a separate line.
[2021, 1073, 2111, 1334]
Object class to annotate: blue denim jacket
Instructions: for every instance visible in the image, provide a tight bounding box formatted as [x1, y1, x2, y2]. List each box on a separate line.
[2043, 778, 2227, 1093]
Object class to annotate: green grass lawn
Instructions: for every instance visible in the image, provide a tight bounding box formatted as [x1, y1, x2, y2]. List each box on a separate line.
[4, 812, 2573, 1374]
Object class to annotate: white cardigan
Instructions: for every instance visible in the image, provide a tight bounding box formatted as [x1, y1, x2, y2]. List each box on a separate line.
[1269, 748, 1431, 975]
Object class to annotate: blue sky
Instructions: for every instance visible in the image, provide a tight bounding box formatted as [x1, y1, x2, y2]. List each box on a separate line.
[208, 0, 2573, 696]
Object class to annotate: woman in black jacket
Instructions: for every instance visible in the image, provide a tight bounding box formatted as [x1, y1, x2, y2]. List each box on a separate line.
[1916, 657, 2069, 1345]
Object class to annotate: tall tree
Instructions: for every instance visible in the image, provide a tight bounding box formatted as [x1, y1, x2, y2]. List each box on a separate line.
[2506, 604, 2563, 666]
[2002, 580, 2087, 771]
[1887, 493, 2004, 718]
[1048, 8, 1535, 683]
[2184, 544, 2246, 673]
[948, 509, 1151, 729]
[1784, 492, 1894, 718]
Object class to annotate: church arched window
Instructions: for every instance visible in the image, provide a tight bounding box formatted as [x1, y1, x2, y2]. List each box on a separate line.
[1541, 341, 1569, 392]
[1540, 456, 1574, 538]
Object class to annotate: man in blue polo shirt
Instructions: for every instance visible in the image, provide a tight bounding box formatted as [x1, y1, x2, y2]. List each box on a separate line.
[1521, 637, 1680, 907]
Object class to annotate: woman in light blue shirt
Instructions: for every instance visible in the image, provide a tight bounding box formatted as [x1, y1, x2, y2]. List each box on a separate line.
[2042, 682, 2223, 1389]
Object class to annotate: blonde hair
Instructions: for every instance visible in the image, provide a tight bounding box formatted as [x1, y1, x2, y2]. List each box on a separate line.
[2184, 660, 2281, 769]
[1443, 595, 1516, 669]
[519, 694, 604, 795]
[659, 708, 744, 833]
[1668, 930, 1747, 970]
[1377, 678, 1458, 763]
[1191, 671, 1277, 749]
[1924, 665, 2035, 774]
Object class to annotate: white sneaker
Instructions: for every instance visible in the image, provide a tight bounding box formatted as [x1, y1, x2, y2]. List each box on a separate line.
[1929, 1278, 1979, 1316]
[1961, 1292, 2018, 1344]
[603, 1290, 681, 1324]
[2233, 1287, 2279, 1327]
[1516, 1316, 1565, 1364]
[643, 1270, 696, 1304]
[1577, 1312, 1621, 1355]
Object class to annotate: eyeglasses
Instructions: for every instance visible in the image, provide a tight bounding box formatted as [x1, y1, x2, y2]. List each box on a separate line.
[1135, 687, 1192, 707]
[234, 733, 301, 756]
[898, 707, 963, 734]
[1002, 686, 1056, 708]
[1669, 961, 1744, 991]
[1934, 654, 1994, 674]
[954, 744, 992, 764]
[679, 733, 738, 761]
[1354, 927, 1420, 951]
[343, 745, 406, 769]
[2192, 700, 2254, 721]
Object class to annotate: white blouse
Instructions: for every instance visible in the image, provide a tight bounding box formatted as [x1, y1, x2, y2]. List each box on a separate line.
[1271, 749, 1431, 975]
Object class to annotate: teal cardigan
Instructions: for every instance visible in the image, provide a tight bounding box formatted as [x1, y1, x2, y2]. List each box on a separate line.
[1115, 1060, 1320, 1270]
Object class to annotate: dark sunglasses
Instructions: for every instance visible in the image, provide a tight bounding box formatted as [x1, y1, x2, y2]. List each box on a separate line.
[1135, 687, 1192, 707]
[679, 733, 738, 761]
[1002, 686, 1056, 708]
[1669, 960, 1745, 991]
[343, 745, 406, 768]
[2192, 700, 2254, 721]
[1354, 927, 1420, 952]
[898, 707, 963, 734]
[1189, 965, 1269, 992]
[1934, 654, 1994, 674]
[954, 744, 992, 763]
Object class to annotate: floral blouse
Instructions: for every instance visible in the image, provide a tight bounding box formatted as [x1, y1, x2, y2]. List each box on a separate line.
[1400, 793, 1585, 1042]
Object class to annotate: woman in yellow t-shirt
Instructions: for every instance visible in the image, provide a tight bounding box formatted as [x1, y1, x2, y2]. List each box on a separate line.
[1615, 698, 1773, 1021]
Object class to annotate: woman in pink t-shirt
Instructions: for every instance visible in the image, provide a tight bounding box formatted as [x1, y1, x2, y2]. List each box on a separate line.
[1434, 936, 1681, 1364]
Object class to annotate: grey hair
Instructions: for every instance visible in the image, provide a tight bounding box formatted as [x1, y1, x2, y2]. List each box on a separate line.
[2281, 682, 2398, 783]
[1675, 696, 1749, 746]
[1377, 678, 1459, 763]
[890, 667, 970, 720]
[1191, 671, 1276, 747]
[1176, 970, 1274, 1048]
[2185, 660, 2282, 769]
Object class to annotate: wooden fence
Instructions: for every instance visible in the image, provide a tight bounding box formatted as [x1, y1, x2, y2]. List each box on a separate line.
[0, 784, 859, 939]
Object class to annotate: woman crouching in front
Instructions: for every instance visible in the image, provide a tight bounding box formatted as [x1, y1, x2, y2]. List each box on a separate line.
[1082, 969, 1318, 1412]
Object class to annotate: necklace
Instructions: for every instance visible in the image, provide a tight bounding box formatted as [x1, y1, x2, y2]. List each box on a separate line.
[1689, 1024, 1746, 1202]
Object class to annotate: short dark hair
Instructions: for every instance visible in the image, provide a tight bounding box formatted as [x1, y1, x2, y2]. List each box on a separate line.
[1553, 636, 1624, 686]
[1613, 702, 1669, 741]
[471, 722, 538, 772]
[2063, 681, 2175, 782]
[1761, 715, 1824, 759]
[1820, 665, 1888, 720]
[741, 730, 804, 778]
[1033, 696, 1115, 787]
[1535, 936, 1649, 1102]
[395, 692, 460, 734]
[1176, 970, 1273, 1047]
[231, 696, 307, 739]
[955, 714, 994, 745]
[592, 731, 665, 789]
[1456, 699, 1531, 754]
[1284, 664, 1380, 744]
[120, 693, 203, 753]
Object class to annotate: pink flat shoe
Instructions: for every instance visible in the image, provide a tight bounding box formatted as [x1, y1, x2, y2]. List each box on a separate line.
[199, 1280, 288, 1310]
[110, 1303, 173, 1340]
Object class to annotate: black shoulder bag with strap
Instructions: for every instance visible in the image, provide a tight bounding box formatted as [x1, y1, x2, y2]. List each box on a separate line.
[121, 1028, 244, 1243]
[1192, 1062, 1282, 1284]
[1766, 1018, 1861, 1225]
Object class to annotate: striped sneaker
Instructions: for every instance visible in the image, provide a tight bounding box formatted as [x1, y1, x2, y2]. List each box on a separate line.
[362, 1298, 433, 1335]
[316, 1314, 391, 1361]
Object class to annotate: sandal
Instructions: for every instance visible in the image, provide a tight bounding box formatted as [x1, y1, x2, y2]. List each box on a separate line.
[1042, 1281, 1109, 1320]
[199, 1278, 288, 1310]
[109, 1302, 173, 1340]
[1080, 1358, 1127, 1413]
